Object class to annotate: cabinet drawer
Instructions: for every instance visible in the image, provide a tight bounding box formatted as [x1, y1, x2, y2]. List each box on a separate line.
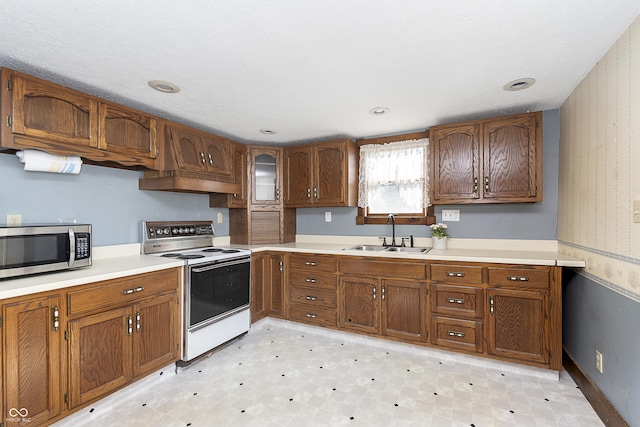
[67, 268, 180, 317]
[289, 303, 337, 328]
[290, 286, 337, 309]
[430, 316, 483, 353]
[488, 267, 549, 289]
[431, 264, 483, 284]
[430, 284, 483, 318]
[340, 257, 426, 279]
[289, 271, 337, 290]
[290, 253, 337, 272]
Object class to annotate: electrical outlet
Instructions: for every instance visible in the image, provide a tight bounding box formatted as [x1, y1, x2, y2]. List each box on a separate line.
[6, 214, 22, 226]
[325, 211, 332, 222]
[442, 210, 460, 221]
[595, 350, 603, 373]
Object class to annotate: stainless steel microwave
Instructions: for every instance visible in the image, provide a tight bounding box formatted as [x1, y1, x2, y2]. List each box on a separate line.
[0, 224, 91, 279]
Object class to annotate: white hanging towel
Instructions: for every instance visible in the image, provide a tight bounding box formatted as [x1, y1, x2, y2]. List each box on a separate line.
[16, 149, 82, 174]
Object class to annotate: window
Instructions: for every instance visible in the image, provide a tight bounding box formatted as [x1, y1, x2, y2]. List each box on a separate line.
[356, 132, 435, 225]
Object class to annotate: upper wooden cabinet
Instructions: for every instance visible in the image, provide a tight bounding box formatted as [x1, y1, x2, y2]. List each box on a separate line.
[250, 146, 282, 207]
[430, 111, 542, 204]
[1, 67, 158, 168]
[167, 122, 232, 176]
[283, 138, 358, 207]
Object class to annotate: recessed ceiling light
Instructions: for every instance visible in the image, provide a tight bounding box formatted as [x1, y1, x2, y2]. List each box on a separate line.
[148, 80, 180, 93]
[369, 107, 390, 115]
[259, 129, 277, 135]
[503, 78, 536, 91]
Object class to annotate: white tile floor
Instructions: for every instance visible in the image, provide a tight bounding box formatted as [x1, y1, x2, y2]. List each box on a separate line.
[54, 318, 604, 427]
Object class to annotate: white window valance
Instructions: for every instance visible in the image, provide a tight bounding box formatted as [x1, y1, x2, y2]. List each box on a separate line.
[358, 138, 430, 213]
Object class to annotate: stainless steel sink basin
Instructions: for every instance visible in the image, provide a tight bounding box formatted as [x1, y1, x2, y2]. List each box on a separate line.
[344, 244, 387, 251]
[384, 246, 430, 253]
[344, 245, 430, 254]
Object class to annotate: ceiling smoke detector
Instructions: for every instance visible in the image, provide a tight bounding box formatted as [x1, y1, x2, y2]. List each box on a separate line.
[369, 107, 390, 115]
[148, 80, 180, 93]
[503, 78, 536, 91]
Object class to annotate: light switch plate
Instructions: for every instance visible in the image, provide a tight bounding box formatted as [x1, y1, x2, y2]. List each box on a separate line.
[634, 200, 640, 223]
[217, 213, 223, 224]
[325, 211, 332, 222]
[442, 210, 460, 222]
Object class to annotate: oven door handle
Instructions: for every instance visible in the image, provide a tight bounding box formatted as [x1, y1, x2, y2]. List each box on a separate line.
[191, 257, 251, 273]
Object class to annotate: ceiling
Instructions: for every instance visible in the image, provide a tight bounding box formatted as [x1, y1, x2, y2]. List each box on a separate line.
[1, 1, 639, 145]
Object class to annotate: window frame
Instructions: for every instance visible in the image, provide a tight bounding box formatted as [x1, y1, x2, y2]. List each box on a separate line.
[355, 131, 435, 225]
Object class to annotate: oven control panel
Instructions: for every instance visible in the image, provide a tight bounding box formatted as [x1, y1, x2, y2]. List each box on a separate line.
[144, 221, 214, 239]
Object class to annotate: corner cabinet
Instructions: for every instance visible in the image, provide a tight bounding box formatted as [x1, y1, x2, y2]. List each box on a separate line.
[283, 138, 358, 207]
[251, 251, 287, 322]
[430, 111, 542, 204]
[1, 67, 158, 168]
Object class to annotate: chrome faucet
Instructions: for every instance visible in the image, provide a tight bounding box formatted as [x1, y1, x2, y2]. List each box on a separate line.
[386, 214, 396, 247]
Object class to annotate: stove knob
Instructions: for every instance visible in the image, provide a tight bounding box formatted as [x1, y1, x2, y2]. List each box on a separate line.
[180, 227, 186, 234]
[172, 228, 179, 234]
[189, 227, 196, 234]
[163, 227, 171, 235]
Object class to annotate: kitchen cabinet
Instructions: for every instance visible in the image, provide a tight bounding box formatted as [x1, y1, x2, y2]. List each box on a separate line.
[166, 122, 232, 176]
[66, 268, 180, 408]
[227, 146, 296, 244]
[486, 266, 554, 366]
[430, 111, 542, 204]
[283, 138, 358, 207]
[251, 252, 287, 321]
[288, 254, 338, 328]
[429, 264, 484, 353]
[209, 142, 248, 208]
[2, 292, 63, 427]
[1, 67, 158, 169]
[339, 257, 427, 343]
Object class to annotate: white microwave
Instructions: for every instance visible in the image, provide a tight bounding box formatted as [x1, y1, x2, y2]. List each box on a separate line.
[0, 224, 91, 279]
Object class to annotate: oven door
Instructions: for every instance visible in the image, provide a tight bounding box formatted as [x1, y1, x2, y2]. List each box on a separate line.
[187, 256, 251, 330]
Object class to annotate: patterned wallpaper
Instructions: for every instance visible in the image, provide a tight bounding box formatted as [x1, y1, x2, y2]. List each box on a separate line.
[558, 16, 640, 300]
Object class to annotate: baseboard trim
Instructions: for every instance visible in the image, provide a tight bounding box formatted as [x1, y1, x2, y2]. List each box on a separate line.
[563, 351, 628, 427]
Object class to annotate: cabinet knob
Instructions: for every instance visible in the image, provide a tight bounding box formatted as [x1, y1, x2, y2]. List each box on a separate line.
[506, 276, 529, 281]
[446, 298, 465, 304]
[305, 296, 318, 301]
[447, 331, 465, 338]
[305, 313, 318, 318]
[305, 278, 317, 283]
[445, 272, 464, 277]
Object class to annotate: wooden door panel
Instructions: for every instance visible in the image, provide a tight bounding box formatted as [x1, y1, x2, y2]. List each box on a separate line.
[339, 277, 379, 334]
[201, 136, 232, 175]
[382, 280, 423, 341]
[315, 143, 346, 205]
[488, 289, 548, 364]
[12, 73, 98, 147]
[99, 104, 157, 159]
[284, 147, 313, 205]
[3, 295, 62, 425]
[168, 127, 205, 171]
[432, 123, 480, 201]
[269, 254, 285, 317]
[68, 307, 132, 408]
[132, 293, 178, 377]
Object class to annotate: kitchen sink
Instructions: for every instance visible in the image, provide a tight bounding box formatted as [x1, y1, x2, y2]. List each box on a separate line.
[344, 245, 430, 254]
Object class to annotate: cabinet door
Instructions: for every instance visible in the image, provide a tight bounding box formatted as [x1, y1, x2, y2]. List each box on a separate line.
[482, 113, 540, 201]
[251, 253, 268, 322]
[229, 142, 248, 207]
[3, 294, 62, 426]
[268, 254, 286, 317]
[9, 71, 98, 148]
[339, 276, 379, 335]
[315, 142, 348, 206]
[487, 288, 548, 364]
[431, 123, 480, 202]
[68, 307, 132, 408]
[250, 147, 282, 206]
[168, 126, 207, 172]
[132, 292, 179, 378]
[381, 279, 424, 342]
[98, 103, 157, 161]
[284, 146, 313, 206]
[201, 135, 232, 176]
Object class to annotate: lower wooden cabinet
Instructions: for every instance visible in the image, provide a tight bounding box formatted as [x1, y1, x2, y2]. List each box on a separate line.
[2, 293, 63, 426]
[1, 267, 181, 426]
[251, 251, 286, 322]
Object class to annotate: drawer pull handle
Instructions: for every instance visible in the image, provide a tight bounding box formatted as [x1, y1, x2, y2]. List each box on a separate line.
[127, 315, 133, 336]
[305, 313, 318, 318]
[446, 298, 465, 304]
[306, 278, 317, 283]
[447, 331, 465, 338]
[507, 276, 529, 281]
[305, 261, 318, 266]
[135, 312, 141, 332]
[445, 272, 465, 277]
[305, 296, 318, 301]
[121, 286, 145, 295]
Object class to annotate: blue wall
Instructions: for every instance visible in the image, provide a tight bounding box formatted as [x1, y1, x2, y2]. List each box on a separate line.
[563, 270, 640, 426]
[297, 109, 560, 240]
[0, 154, 229, 246]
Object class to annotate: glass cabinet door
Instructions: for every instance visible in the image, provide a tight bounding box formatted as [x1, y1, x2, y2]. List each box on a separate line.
[251, 148, 281, 205]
